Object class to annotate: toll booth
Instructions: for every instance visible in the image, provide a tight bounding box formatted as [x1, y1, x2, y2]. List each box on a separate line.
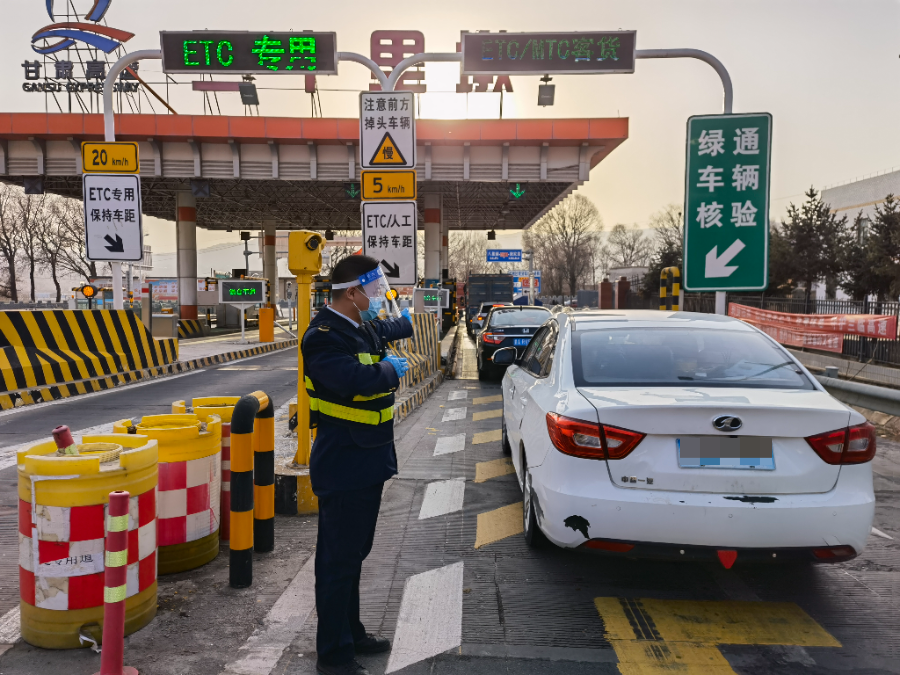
[312, 276, 332, 312]
[441, 279, 457, 334]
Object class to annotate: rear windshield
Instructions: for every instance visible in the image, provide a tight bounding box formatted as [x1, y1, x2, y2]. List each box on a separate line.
[489, 308, 550, 327]
[572, 327, 814, 389]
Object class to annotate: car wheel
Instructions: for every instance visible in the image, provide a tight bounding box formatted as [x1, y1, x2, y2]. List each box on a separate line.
[522, 459, 549, 548]
[501, 408, 512, 455]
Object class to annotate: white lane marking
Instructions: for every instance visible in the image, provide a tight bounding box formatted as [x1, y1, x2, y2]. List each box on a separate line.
[0, 607, 20, 645]
[222, 554, 316, 675]
[441, 407, 467, 422]
[447, 391, 468, 401]
[418, 479, 465, 520]
[0, 421, 120, 472]
[385, 562, 463, 674]
[871, 527, 894, 540]
[433, 434, 466, 457]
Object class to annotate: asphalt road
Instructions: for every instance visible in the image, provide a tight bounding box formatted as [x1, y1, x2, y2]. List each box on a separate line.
[1, 336, 898, 675]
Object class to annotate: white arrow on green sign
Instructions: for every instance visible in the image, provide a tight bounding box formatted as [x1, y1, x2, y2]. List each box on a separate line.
[682, 113, 772, 291]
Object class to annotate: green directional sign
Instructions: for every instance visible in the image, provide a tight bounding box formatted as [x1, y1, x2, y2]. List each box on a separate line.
[509, 182, 527, 200]
[683, 113, 772, 291]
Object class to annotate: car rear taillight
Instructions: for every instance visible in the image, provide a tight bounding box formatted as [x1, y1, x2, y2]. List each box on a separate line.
[482, 333, 504, 344]
[545, 413, 644, 460]
[812, 545, 856, 561]
[805, 422, 876, 465]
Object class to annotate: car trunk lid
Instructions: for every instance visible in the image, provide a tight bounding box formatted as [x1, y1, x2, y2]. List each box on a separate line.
[577, 386, 848, 494]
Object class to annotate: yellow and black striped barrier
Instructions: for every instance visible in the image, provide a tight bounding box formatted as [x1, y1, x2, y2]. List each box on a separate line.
[659, 267, 682, 311]
[1, 309, 177, 405]
[229, 390, 274, 588]
[177, 319, 206, 339]
[254, 398, 275, 553]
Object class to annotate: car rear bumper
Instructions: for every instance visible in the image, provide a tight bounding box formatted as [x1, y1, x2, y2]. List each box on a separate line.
[530, 456, 875, 555]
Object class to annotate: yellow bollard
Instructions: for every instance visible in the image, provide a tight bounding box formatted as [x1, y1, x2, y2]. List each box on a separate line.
[286, 231, 325, 514]
[660, 266, 681, 311]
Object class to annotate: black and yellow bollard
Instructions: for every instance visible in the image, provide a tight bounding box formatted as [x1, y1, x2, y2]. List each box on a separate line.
[659, 266, 681, 311]
[229, 390, 273, 588]
[254, 399, 275, 553]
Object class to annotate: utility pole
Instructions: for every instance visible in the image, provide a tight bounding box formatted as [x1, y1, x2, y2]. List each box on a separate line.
[524, 249, 535, 305]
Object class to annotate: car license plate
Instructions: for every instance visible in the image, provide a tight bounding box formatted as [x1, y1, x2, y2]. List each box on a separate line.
[677, 436, 775, 470]
[513, 338, 530, 346]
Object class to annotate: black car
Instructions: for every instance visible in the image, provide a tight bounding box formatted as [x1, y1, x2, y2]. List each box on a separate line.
[468, 301, 512, 336]
[476, 306, 551, 379]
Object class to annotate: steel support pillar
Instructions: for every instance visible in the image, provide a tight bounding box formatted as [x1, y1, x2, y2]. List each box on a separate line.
[263, 220, 277, 306]
[440, 209, 449, 281]
[176, 191, 198, 320]
[424, 194, 441, 284]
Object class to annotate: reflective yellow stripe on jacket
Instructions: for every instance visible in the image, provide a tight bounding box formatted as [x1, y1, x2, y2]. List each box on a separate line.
[304, 353, 393, 426]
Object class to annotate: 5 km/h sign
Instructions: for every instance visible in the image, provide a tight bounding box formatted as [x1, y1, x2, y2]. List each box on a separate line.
[81, 142, 139, 174]
[361, 170, 417, 200]
[683, 113, 772, 292]
[361, 201, 417, 286]
[360, 92, 416, 169]
[83, 174, 143, 261]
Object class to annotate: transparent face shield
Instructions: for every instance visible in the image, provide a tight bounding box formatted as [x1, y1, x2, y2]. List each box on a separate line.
[332, 265, 401, 319]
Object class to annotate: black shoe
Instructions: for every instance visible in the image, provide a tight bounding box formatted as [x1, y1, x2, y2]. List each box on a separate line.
[354, 633, 391, 655]
[316, 659, 370, 675]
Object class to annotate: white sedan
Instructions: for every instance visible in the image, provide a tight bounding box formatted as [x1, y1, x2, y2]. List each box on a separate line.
[492, 310, 876, 567]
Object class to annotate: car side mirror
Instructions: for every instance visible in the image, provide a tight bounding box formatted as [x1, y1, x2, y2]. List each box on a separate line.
[492, 347, 516, 366]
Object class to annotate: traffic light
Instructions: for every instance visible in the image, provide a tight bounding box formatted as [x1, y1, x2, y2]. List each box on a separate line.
[80, 284, 98, 299]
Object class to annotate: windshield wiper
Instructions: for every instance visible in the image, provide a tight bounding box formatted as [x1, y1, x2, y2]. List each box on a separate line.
[732, 361, 799, 380]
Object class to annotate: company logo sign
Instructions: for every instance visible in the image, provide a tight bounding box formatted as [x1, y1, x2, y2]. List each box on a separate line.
[712, 415, 743, 432]
[32, 0, 134, 55]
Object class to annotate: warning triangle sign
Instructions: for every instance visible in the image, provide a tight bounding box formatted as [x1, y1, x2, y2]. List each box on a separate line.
[369, 132, 408, 166]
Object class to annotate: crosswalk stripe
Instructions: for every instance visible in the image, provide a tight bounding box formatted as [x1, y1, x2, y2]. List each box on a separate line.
[475, 458, 516, 483]
[474, 502, 524, 549]
[385, 562, 464, 674]
[419, 479, 466, 519]
[433, 433, 466, 456]
[441, 407, 467, 422]
[472, 409, 502, 421]
[447, 391, 468, 400]
[472, 429, 502, 445]
[472, 394, 502, 405]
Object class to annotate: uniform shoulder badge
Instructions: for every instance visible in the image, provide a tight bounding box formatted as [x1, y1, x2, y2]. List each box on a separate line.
[317, 325, 331, 332]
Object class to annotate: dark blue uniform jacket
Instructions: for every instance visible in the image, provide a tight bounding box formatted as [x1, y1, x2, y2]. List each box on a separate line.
[301, 308, 413, 492]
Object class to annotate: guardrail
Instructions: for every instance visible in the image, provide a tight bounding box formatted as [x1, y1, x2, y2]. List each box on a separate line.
[815, 373, 900, 417]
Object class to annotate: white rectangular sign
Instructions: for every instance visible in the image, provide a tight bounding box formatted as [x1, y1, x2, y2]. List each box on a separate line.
[83, 174, 143, 261]
[359, 92, 416, 170]
[361, 201, 418, 286]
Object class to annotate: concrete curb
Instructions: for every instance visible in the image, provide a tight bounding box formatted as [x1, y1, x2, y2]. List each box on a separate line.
[0, 339, 299, 411]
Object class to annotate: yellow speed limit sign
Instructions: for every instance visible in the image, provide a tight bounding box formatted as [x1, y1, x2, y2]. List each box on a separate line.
[361, 170, 416, 201]
[81, 141, 139, 174]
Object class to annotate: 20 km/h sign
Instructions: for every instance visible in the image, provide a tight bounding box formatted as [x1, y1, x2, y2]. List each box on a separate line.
[81, 142, 139, 174]
[361, 201, 417, 286]
[361, 170, 417, 200]
[682, 113, 772, 292]
[360, 92, 416, 170]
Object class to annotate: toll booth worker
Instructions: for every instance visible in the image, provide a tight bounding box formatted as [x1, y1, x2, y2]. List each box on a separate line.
[301, 255, 413, 675]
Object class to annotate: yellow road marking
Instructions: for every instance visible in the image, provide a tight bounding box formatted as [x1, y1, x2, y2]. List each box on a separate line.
[474, 502, 523, 549]
[472, 429, 502, 445]
[475, 457, 515, 483]
[473, 395, 502, 405]
[472, 409, 502, 421]
[595, 597, 840, 675]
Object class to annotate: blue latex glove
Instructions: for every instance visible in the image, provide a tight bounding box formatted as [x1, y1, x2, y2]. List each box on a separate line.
[400, 307, 412, 324]
[385, 354, 409, 378]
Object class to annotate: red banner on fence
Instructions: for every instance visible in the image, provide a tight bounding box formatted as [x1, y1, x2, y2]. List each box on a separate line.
[728, 304, 898, 339]
[747, 322, 844, 353]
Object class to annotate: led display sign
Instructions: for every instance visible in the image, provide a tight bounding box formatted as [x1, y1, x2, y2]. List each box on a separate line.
[461, 31, 636, 76]
[220, 280, 266, 304]
[160, 31, 337, 75]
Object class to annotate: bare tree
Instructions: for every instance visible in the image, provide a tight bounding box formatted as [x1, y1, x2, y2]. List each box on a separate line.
[0, 184, 22, 302]
[16, 192, 48, 302]
[524, 194, 603, 296]
[449, 231, 489, 280]
[604, 223, 653, 268]
[321, 230, 361, 276]
[39, 196, 69, 301]
[56, 197, 100, 282]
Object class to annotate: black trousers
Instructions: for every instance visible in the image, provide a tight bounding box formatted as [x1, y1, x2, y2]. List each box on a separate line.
[315, 482, 384, 665]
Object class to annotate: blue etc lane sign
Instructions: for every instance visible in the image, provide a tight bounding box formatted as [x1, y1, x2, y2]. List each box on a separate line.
[487, 249, 522, 263]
